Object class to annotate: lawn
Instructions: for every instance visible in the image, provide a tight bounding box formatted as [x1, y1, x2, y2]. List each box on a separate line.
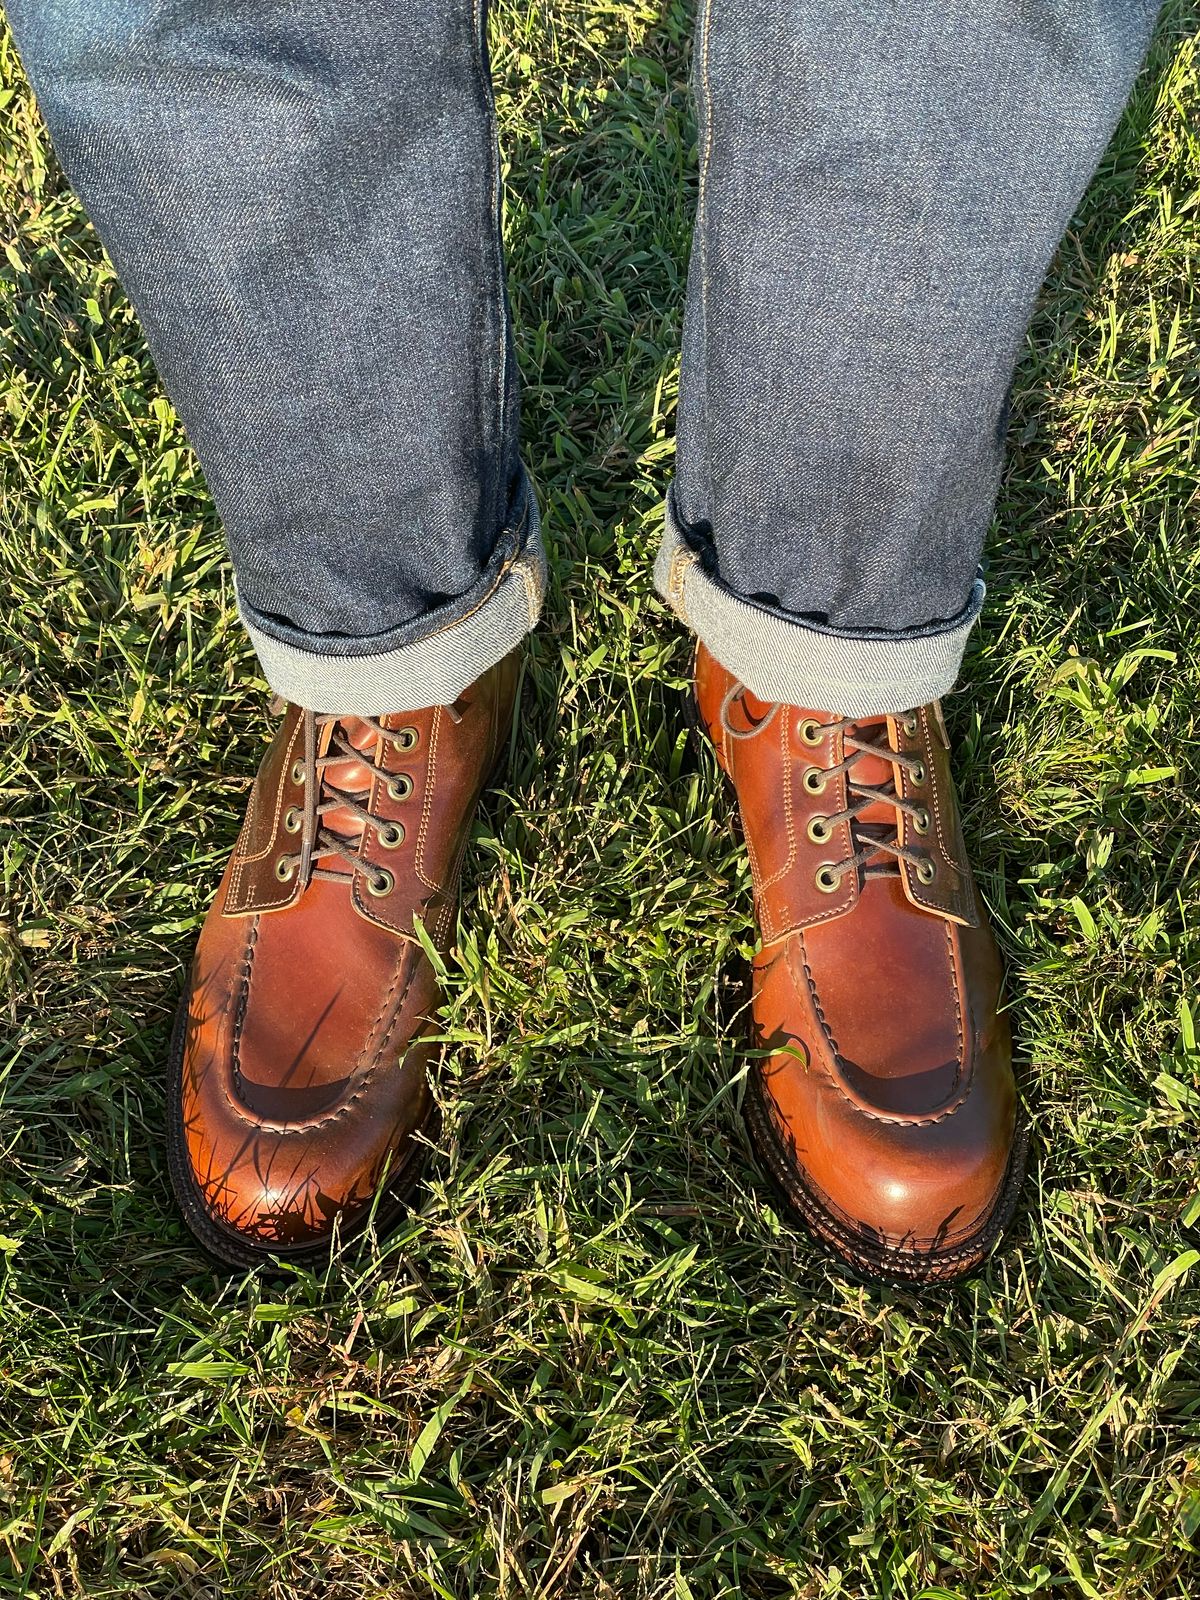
[1, 3, 1198, 1596]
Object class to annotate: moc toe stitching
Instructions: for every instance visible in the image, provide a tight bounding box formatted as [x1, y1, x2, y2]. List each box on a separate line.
[792, 930, 974, 1127]
[221, 947, 421, 1134]
[180, 948, 432, 1254]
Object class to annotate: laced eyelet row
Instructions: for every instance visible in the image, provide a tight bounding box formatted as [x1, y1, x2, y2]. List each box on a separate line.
[814, 855, 938, 893]
[801, 715, 935, 893]
[274, 716, 425, 897]
[719, 680, 945, 899]
[366, 725, 416, 893]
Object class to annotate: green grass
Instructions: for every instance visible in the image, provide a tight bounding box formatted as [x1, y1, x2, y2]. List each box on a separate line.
[1, 2, 1198, 1595]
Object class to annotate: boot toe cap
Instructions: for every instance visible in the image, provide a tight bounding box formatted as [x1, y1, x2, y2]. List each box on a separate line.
[809, 1115, 1015, 1255]
[185, 1139, 367, 1252]
[754, 1052, 1020, 1276]
[171, 990, 435, 1264]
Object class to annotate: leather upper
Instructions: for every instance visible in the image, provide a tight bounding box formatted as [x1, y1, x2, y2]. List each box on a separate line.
[694, 642, 1016, 1260]
[175, 651, 520, 1252]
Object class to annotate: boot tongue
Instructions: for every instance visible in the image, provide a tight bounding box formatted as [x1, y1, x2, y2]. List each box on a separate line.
[840, 713, 902, 872]
[317, 717, 381, 856]
[844, 713, 894, 795]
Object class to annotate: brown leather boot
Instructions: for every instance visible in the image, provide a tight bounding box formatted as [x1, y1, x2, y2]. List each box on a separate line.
[166, 652, 520, 1268]
[694, 643, 1025, 1283]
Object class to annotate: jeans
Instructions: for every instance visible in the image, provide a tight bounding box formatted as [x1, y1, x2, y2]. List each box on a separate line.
[8, 1, 1162, 716]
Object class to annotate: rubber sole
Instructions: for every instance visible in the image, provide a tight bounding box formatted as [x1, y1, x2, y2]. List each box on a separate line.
[685, 683, 1028, 1286]
[165, 995, 438, 1274]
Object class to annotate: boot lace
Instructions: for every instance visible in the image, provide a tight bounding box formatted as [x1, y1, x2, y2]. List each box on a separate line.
[276, 704, 462, 897]
[718, 683, 935, 891]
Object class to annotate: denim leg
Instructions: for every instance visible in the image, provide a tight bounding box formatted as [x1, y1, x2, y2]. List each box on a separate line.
[8, 0, 543, 713]
[658, 0, 1162, 715]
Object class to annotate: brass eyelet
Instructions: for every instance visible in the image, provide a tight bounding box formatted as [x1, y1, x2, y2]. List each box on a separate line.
[291, 760, 306, 786]
[902, 714, 919, 738]
[915, 858, 936, 885]
[283, 806, 302, 834]
[807, 816, 832, 845]
[913, 807, 931, 836]
[799, 717, 823, 746]
[275, 856, 296, 882]
[802, 768, 827, 795]
[367, 868, 395, 898]
[814, 864, 841, 894]
[911, 761, 927, 785]
[378, 822, 405, 850]
[387, 773, 413, 802]
[393, 727, 419, 752]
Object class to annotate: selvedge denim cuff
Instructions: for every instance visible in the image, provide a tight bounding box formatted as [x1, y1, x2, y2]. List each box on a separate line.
[241, 473, 545, 715]
[655, 494, 985, 718]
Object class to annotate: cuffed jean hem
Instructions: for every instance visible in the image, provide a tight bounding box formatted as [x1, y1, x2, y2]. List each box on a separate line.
[239, 485, 546, 715]
[654, 497, 985, 717]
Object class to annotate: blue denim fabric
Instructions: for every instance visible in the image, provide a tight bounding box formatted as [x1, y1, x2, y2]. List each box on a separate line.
[9, 0, 1162, 712]
[7, 0, 536, 708]
[671, 0, 1162, 639]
